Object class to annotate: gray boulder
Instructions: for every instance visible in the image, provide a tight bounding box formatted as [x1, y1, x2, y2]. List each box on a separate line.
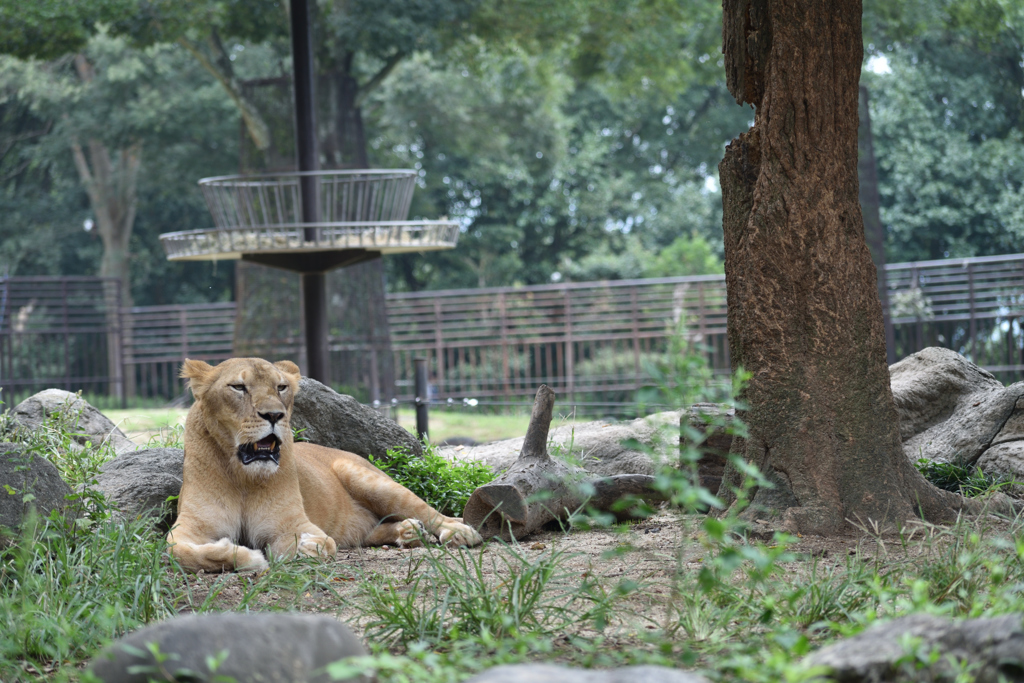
[88, 612, 368, 683]
[10, 389, 136, 454]
[465, 664, 709, 683]
[291, 377, 421, 460]
[90, 448, 184, 524]
[804, 613, 1024, 682]
[0, 442, 72, 533]
[442, 410, 682, 476]
[890, 348, 1024, 483]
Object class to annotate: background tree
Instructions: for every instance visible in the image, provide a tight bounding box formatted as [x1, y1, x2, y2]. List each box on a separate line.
[863, 0, 1024, 262]
[718, 0, 968, 533]
[0, 32, 239, 305]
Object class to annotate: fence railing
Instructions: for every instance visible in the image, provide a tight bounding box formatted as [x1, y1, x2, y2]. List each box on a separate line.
[0, 276, 123, 406]
[386, 275, 729, 405]
[122, 302, 237, 401]
[3, 253, 1024, 408]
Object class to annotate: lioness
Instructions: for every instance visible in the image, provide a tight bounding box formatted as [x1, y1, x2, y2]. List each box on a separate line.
[168, 357, 482, 573]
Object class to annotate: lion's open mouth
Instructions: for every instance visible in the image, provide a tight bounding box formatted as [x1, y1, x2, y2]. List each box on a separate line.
[238, 435, 281, 465]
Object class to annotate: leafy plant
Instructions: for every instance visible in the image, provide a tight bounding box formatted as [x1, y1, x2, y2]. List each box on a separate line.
[370, 444, 494, 517]
[2, 393, 118, 488]
[354, 542, 617, 649]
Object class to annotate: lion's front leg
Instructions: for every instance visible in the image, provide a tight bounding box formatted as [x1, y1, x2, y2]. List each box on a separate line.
[168, 526, 268, 573]
[266, 523, 337, 561]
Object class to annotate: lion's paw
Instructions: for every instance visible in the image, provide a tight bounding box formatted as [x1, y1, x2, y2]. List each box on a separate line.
[395, 519, 427, 548]
[438, 521, 483, 547]
[213, 538, 269, 572]
[298, 532, 336, 559]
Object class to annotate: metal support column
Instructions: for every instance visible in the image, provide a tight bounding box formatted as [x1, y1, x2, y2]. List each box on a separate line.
[290, 0, 329, 382]
[414, 357, 429, 442]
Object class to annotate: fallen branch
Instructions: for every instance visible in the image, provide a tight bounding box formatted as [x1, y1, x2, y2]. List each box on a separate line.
[463, 385, 665, 541]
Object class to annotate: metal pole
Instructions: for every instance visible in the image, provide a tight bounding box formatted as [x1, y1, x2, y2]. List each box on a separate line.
[289, 0, 329, 382]
[414, 357, 429, 442]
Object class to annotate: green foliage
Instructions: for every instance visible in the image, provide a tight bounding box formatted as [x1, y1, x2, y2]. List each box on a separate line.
[381, 55, 748, 290]
[0, 510, 175, 680]
[0, 31, 238, 304]
[370, 443, 495, 517]
[646, 233, 724, 278]
[915, 457, 1008, 497]
[560, 232, 723, 283]
[0, 0, 130, 60]
[865, 0, 1024, 263]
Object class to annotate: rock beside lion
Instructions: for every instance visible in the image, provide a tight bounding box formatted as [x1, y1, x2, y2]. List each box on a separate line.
[889, 348, 1024, 483]
[0, 442, 72, 533]
[90, 447, 184, 524]
[88, 612, 369, 683]
[10, 389, 136, 454]
[443, 411, 683, 476]
[804, 612, 1024, 682]
[465, 664, 708, 683]
[291, 377, 422, 460]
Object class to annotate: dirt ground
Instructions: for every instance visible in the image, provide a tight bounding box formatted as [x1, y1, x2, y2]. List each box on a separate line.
[172, 508, 1003, 644]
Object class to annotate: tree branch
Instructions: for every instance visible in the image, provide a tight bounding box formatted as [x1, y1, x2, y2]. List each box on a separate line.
[354, 52, 405, 107]
[178, 36, 272, 150]
[0, 122, 51, 166]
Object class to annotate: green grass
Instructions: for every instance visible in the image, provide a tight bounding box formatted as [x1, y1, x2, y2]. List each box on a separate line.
[915, 457, 1010, 497]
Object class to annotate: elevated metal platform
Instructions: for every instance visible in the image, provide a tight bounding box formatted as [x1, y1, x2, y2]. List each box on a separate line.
[159, 170, 459, 271]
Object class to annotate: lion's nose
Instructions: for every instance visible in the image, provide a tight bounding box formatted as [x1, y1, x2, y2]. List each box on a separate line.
[259, 411, 285, 426]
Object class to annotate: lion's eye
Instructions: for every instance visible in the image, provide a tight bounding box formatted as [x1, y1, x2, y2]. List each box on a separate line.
[277, 385, 288, 393]
[229, 384, 247, 393]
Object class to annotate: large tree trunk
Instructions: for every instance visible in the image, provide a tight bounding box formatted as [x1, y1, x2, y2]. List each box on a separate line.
[858, 85, 895, 364]
[70, 55, 141, 400]
[70, 56, 140, 309]
[718, 0, 969, 533]
[323, 54, 369, 169]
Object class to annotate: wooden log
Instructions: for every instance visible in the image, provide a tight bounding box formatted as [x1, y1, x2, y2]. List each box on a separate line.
[463, 385, 665, 541]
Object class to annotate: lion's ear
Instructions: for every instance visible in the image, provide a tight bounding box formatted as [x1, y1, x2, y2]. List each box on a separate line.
[274, 360, 302, 382]
[181, 358, 214, 400]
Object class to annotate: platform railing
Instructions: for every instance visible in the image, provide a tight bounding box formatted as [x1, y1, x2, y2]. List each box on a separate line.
[198, 170, 417, 229]
[160, 221, 462, 261]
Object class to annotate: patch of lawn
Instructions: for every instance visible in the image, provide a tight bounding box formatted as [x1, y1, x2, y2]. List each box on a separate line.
[396, 409, 533, 444]
[104, 408, 188, 446]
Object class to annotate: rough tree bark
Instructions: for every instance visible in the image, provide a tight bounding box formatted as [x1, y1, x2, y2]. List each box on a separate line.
[718, 0, 975, 533]
[857, 85, 895, 364]
[464, 386, 663, 541]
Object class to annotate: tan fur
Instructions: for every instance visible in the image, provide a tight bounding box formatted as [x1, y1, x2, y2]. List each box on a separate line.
[167, 357, 482, 573]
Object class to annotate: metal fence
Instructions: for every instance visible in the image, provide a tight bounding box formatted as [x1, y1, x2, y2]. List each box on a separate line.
[886, 254, 1024, 377]
[386, 275, 728, 405]
[3, 253, 1024, 408]
[123, 303, 236, 401]
[0, 277, 123, 406]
